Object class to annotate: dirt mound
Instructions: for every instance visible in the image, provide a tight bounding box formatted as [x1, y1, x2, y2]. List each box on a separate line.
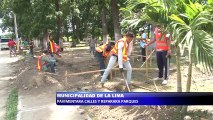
[11, 57, 65, 91]
[86, 106, 180, 120]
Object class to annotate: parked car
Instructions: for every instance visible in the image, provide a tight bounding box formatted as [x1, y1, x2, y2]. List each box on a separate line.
[0, 38, 11, 50]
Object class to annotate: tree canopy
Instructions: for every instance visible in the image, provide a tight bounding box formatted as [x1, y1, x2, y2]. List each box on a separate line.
[0, 0, 127, 43]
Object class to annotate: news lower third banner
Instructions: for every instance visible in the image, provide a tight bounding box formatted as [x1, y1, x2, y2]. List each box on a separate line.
[56, 92, 213, 105]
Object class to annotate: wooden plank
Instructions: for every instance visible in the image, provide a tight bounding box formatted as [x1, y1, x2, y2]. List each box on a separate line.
[140, 49, 155, 68]
[66, 68, 158, 76]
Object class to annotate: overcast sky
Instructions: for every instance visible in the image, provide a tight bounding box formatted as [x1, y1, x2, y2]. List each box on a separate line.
[0, 19, 12, 36]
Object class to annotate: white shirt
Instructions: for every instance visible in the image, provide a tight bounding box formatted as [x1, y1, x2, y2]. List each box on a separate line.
[117, 41, 133, 68]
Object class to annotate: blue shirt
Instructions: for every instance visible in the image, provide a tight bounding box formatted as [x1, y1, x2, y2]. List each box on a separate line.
[141, 33, 146, 39]
[140, 33, 146, 48]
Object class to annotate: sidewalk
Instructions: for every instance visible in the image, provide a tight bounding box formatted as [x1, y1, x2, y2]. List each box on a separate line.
[17, 81, 90, 120]
[0, 51, 21, 120]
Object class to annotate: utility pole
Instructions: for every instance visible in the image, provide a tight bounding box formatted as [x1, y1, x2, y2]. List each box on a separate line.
[13, 13, 19, 51]
[0, 36, 1, 51]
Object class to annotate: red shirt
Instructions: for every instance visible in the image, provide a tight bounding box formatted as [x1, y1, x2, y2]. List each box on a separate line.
[8, 40, 16, 47]
[55, 43, 61, 53]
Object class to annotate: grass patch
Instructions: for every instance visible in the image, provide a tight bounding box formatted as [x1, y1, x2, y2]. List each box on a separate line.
[5, 88, 18, 120]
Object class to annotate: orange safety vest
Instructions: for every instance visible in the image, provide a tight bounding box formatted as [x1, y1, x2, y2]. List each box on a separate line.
[96, 44, 110, 58]
[37, 55, 47, 71]
[111, 37, 128, 62]
[37, 56, 43, 71]
[156, 32, 169, 51]
[50, 41, 56, 53]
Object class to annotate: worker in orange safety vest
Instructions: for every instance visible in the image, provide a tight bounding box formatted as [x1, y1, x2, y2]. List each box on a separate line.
[95, 42, 115, 77]
[37, 50, 56, 73]
[145, 25, 171, 85]
[100, 32, 134, 87]
[48, 34, 56, 54]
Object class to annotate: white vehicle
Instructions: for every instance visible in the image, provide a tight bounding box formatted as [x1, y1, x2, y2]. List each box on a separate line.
[0, 38, 10, 50]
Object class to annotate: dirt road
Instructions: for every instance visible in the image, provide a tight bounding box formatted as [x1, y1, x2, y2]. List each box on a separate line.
[0, 50, 21, 120]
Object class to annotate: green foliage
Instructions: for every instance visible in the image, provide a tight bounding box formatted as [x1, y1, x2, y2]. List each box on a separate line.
[123, 0, 213, 72]
[0, 0, 129, 43]
[170, 1, 213, 72]
[5, 89, 18, 120]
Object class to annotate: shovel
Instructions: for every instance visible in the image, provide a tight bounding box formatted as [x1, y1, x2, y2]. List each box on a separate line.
[121, 72, 131, 92]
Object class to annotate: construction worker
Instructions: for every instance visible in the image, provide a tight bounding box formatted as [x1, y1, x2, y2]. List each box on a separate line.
[100, 32, 134, 87]
[48, 34, 56, 54]
[95, 42, 115, 76]
[48, 34, 62, 57]
[55, 43, 61, 55]
[145, 25, 171, 85]
[37, 50, 56, 73]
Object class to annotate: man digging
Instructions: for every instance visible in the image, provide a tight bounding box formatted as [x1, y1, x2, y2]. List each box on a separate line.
[100, 32, 134, 88]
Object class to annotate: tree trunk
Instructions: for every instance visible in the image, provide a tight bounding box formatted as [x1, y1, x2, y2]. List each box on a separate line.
[71, 15, 77, 47]
[186, 54, 193, 92]
[176, 46, 182, 92]
[42, 30, 49, 49]
[75, 20, 80, 44]
[55, 0, 61, 44]
[101, 5, 108, 44]
[111, 0, 121, 41]
[176, 46, 182, 112]
[13, 13, 19, 51]
[181, 53, 193, 113]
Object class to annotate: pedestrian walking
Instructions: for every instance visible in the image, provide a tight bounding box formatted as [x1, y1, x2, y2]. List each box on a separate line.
[139, 29, 147, 62]
[29, 39, 34, 57]
[7, 39, 16, 57]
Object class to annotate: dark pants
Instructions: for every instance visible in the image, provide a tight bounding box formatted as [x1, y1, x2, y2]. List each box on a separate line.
[156, 51, 168, 80]
[95, 52, 105, 75]
[46, 62, 55, 73]
[95, 52, 110, 79]
[30, 48, 34, 57]
[141, 47, 146, 62]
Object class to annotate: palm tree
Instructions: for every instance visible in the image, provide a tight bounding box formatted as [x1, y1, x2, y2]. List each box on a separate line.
[169, 1, 213, 112]
[122, 0, 184, 92]
[123, 0, 213, 113]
